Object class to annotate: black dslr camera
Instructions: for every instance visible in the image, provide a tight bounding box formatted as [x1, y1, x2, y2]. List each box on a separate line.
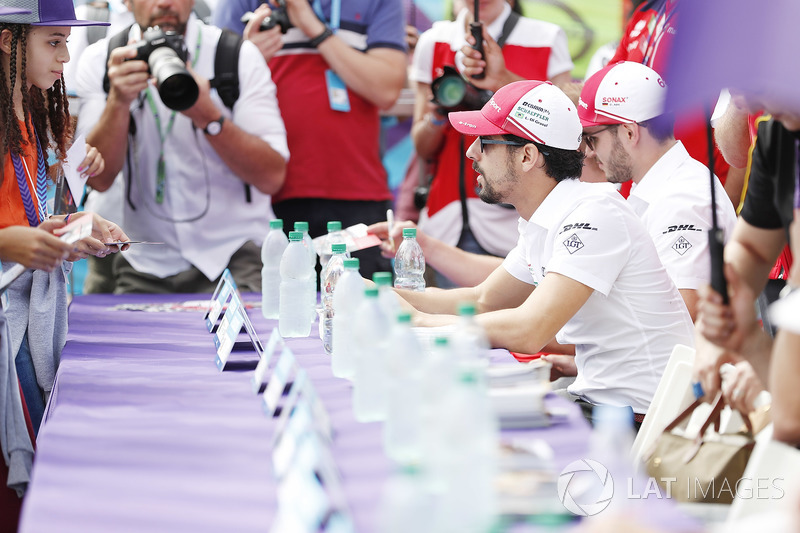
[130, 26, 199, 111]
[430, 66, 493, 113]
[240, 1, 293, 34]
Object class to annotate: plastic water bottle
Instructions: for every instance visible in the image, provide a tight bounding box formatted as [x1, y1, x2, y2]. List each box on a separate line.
[293, 221, 317, 319]
[420, 336, 457, 490]
[393, 228, 425, 291]
[320, 220, 346, 270]
[352, 287, 390, 422]
[321, 243, 347, 355]
[384, 312, 426, 464]
[377, 466, 434, 533]
[584, 405, 637, 514]
[436, 367, 498, 532]
[278, 231, 315, 338]
[332, 258, 363, 380]
[373, 271, 400, 320]
[261, 219, 288, 319]
[452, 302, 490, 367]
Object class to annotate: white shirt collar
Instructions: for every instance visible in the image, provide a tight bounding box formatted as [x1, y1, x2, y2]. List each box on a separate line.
[528, 179, 583, 231]
[630, 140, 691, 204]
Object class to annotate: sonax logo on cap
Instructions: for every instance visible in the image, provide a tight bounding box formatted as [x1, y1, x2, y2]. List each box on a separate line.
[579, 61, 667, 127]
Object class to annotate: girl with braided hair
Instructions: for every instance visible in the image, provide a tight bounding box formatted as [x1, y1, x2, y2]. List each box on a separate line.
[0, 3, 130, 514]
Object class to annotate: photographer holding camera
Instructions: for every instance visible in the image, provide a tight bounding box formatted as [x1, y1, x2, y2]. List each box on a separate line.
[214, 0, 407, 281]
[410, 0, 572, 287]
[74, 0, 290, 293]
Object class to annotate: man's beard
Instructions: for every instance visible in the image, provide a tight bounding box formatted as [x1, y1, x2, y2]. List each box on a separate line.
[604, 134, 634, 184]
[147, 10, 186, 34]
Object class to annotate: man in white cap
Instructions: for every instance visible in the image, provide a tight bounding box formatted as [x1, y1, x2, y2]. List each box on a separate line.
[400, 80, 694, 422]
[579, 61, 738, 320]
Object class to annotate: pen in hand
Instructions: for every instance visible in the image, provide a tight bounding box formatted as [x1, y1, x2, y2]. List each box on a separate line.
[386, 208, 396, 253]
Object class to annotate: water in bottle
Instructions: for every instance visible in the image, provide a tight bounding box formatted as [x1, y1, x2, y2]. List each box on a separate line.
[384, 312, 426, 464]
[293, 221, 317, 319]
[393, 228, 425, 291]
[320, 220, 346, 270]
[352, 287, 390, 422]
[372, 272, 400, 320]
[452, 301, 490, 367]
[279, 231, 315, 337]
[332, 258, 363, 379]
[321, 243, 347, 355]
[261, 219, 288, 319]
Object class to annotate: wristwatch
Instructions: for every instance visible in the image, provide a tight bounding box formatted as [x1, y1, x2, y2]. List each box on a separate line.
[309, 26, 333, 48]
[203, 116, 225, 136]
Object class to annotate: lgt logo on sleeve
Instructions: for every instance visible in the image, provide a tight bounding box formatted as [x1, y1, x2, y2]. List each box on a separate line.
[563, 234, 585, 254]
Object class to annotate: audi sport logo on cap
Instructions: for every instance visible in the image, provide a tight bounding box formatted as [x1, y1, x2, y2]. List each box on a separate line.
[447, 80, 582, 151]
[578, 61, 667, 127]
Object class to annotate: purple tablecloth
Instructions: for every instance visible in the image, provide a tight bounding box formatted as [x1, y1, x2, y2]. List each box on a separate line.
[19, 294, 591, 532]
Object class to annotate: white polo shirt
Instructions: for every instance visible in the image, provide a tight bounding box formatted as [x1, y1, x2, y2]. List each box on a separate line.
[75, 15, 289, 281]
[503, 179, 695, 413]
[627, 141, 738, 290]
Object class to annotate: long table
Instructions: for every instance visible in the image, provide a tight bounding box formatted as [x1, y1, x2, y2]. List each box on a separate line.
[19, 294, 593, 532]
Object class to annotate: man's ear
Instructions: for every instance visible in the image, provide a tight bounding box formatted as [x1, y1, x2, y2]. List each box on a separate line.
[0, 29, 14, 56]
[520, 142, 544, 172]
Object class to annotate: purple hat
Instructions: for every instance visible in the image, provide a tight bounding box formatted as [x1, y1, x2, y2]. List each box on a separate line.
[0, 6, 30, 16]
[0, 0, 110, 26]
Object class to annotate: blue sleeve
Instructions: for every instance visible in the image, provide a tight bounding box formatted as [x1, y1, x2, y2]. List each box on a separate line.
[213, 0, 261, 35]
[365, 0, 407, 51]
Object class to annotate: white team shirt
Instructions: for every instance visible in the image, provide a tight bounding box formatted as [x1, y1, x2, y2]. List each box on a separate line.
[503, 179, 695, 413]
[75, 15, 289, 280]
[627, 141, 738, 290]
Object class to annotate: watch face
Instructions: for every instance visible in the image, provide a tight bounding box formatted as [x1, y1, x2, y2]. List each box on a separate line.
[206, 119, 222, 135]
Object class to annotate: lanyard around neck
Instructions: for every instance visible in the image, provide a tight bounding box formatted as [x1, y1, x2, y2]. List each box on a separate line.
[144, 25, 202, 204]
[312, 0, 341, 31]
[11, 128, 48, 227]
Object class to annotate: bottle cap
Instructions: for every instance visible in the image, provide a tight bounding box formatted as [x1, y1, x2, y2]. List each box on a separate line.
[372, 272, 392, 286]
[397, 311, 411, 323]
[327, 221, 342, 232]
[364, 287, 379, 298]
[592, 405, 634, 429]
[458, 369, 479, 383]
[331, 243, 347, 254]
[288, 231, 303, 242]
[434, 336, 449, 346]
[457, 302, 476, 316]
[269, 219, 283, 230]
[294, 221, 309, 232]
[402, 228, 417, 238]
[343, 258, 360, 269]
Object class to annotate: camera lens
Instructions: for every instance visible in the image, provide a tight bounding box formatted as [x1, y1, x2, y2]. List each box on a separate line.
[148, 47, 199, 111]
[432, 75, 467, 109]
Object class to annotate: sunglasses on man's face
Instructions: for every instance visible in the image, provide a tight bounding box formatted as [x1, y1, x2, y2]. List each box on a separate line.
[479, 137, 549, 156]
[583, 125, 618, 151]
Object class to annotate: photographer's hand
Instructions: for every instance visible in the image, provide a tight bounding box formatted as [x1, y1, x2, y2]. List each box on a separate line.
[106, 46, 150, 108]
[461, 27, 521, 92]
[86, 46, 149, 193]
[243, 3, 284, 62]
[181, 65, 218, 129]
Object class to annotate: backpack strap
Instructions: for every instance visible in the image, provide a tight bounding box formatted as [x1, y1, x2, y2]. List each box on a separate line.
[210, 29, 243, 111]
[102, 24, 134, 95]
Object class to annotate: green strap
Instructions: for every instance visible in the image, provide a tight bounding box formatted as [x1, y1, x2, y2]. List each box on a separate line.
[144, 26, 202, 204]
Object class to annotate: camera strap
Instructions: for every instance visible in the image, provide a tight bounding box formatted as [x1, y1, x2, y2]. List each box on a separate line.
[143, 28, 202, 204]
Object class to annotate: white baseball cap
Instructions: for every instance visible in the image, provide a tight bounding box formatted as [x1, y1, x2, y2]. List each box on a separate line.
[578, 61, 667, 127]
[449, 80, 582, 150]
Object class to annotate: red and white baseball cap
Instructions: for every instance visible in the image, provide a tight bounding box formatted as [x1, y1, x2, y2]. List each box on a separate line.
[578, 61, 667, 127]
[448, 80, 582, 150]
